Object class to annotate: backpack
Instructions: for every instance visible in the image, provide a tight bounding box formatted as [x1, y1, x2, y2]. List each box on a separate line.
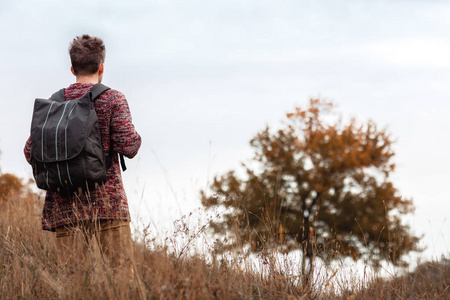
[30, 83, 113, 194]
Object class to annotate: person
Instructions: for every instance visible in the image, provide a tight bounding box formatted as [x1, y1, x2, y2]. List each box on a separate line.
[23, 35, 141, 271]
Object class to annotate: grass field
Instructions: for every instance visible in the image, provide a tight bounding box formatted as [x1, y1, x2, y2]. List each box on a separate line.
[0, 173, 449, 299]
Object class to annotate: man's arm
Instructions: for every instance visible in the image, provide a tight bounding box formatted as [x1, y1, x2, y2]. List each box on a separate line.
[24, 136, 32, 164]
[110, 92, 141, 158]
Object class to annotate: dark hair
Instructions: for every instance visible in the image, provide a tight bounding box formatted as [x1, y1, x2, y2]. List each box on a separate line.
[69, 35, 106, 76]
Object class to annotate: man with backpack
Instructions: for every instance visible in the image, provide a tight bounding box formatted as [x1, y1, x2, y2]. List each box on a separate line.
[23, 35, 141, 271]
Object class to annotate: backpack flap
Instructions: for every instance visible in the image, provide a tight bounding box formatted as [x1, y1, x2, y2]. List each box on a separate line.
[31, 96, 90, 163]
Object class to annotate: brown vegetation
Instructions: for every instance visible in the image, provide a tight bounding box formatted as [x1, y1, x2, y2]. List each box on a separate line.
[0, 173, 313, 299]
[0, 172, 448, 299]
[354, 259, 450, 299]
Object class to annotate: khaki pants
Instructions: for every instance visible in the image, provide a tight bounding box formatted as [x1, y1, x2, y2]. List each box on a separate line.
[55, 220, 133, 272]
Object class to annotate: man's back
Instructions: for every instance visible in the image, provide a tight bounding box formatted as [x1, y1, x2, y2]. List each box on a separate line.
[25, 82, 141, 230]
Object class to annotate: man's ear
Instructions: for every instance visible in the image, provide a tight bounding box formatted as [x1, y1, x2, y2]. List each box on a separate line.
[98, 63, 104, 75]
[70, 66, 76, 76]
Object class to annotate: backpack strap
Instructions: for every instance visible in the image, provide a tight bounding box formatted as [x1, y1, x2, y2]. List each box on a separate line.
[89, 83, 128, 172]
[89, 83, 111, 100]
[105, 151, 127, 172]
[119, 153, 127, 171]
[50, 89, 66, 102]
[50, 83, 110, 102]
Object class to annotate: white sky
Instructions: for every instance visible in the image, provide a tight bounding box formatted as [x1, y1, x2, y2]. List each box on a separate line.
[1, 0, 450, 264]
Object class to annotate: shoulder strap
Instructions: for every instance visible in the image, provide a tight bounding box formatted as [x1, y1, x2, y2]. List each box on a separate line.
[50, 89, 65, 102]
[120, 154, 127, 171]
[89, 83, 127, 172]
[49, 84, 110, 102]
[89, 83, 126, 171]
[89, 83, 111, 100]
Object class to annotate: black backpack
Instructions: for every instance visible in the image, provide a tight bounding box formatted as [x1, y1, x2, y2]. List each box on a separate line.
[30, 83, 113, 194]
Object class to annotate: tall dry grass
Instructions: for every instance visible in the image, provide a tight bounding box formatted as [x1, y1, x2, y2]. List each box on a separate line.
[0, 175, 315, 299]
[0, 173, 449, 299]
[352, 258, 450, 299]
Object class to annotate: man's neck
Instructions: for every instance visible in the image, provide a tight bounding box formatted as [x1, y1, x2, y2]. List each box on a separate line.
[75, 75, 100, 84]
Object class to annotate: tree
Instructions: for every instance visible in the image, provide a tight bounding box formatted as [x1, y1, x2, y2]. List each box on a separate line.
[201, 99, 420, 278]
[0, 173, 36, 206]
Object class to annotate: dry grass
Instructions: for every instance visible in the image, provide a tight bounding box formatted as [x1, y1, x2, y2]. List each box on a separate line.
[0, 173, 449, 299]
[352, 259, 450, 299]
[0, 176, 314, 299]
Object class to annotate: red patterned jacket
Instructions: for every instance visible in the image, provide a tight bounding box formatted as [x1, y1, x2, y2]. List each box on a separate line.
[24, 83, 141, 231]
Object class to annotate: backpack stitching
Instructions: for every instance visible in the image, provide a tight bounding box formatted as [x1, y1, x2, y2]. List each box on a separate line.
[55, 101, 69, 161]
[65, 103, 78, 159]
[41, 102, 55, 160]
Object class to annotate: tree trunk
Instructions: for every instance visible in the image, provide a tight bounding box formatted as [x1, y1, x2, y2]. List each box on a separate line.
[302, 212, 314, 287]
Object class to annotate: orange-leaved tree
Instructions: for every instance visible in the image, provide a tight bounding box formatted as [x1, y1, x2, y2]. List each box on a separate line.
[201, 99, 420, 278]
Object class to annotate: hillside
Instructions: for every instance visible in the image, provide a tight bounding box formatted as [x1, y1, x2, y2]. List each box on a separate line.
[0, 173, 449, 299]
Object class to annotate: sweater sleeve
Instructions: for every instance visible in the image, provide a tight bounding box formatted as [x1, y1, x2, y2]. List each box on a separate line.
[24, 136, 32, 164]
[110, 91, 141, 158]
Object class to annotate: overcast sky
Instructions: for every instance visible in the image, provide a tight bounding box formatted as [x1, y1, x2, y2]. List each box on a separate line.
[1, 0, 450, 263]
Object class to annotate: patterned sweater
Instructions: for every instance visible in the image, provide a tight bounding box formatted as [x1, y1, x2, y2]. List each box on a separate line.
[24, 83, 141, 231]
